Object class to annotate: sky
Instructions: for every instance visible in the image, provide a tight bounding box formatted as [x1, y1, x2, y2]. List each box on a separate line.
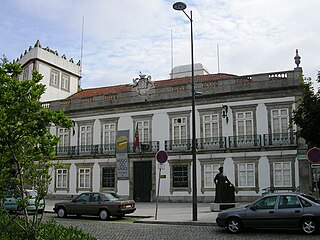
[1, 0, 319, 89]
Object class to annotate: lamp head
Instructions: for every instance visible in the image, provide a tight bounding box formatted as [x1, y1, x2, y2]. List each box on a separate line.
[173, 2, 187, 11]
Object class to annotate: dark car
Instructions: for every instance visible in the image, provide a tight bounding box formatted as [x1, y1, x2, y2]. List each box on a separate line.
[53, 192, 136, 220]
[216, 192, 320, 234]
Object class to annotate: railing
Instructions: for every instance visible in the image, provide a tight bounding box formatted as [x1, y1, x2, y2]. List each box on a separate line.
[229, 135, 262, 148]
[197, 137, 227, 150]
[55, 132, 297, 156]
[263, 132, 296, 146]
[165, 139, 192, 152]
[128, 141, 159, 153]
[55, 141, 159, 156]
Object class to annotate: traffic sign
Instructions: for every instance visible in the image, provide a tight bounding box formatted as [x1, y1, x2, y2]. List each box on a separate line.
[307, 147, 320, 164]
[156, 150, 168, 164]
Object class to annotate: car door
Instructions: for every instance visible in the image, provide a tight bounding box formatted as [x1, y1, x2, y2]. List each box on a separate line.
[68, 193, 90, 215]
[86, 193, 101, 216]
[274, 195, 303, 228]
[4, 191, 20, 211]
[243, 195, 278, 228]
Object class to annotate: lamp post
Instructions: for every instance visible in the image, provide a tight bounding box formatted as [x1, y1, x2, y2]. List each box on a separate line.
[173, 1, 197, 221]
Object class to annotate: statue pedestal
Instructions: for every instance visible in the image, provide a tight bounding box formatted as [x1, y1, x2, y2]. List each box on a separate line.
[210, 202, 240, 212]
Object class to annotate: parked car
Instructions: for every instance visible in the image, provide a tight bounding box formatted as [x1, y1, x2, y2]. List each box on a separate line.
[216, 192, 320, 234]
[53, 192, 136, 220]
[3, 189, 45, 213]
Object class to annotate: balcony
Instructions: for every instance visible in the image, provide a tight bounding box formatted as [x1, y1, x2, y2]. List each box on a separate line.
[165, 139, 192, 152]
[229, 135, 262, 148]
[197, 137, 227, 151]
[263, 132, 297, 147]
[129, 141, 159, 153]
[55, 141, 159, 157]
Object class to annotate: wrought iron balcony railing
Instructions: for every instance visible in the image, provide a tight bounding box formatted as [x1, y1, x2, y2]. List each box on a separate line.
[165, 139, 192, 152]
[55, 141, 159, 156]
[197, 137, 227, 150]
[263, 132, 296, 146]
[128, 141, 159, 153]
[229, 135, 262, 148]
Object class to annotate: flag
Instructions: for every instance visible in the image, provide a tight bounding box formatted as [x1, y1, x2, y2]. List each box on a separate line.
[134, 123, 140, 148]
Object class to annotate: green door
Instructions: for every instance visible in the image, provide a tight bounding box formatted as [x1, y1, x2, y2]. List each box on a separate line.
[133, 161, 152, 202]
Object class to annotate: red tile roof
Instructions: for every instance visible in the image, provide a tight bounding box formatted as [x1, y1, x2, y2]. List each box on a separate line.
[68, 73, 236, 99]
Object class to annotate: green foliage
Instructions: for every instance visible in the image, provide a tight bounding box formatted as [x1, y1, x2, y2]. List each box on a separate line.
[0, 57, 72, 239]
[0, 213, 95, 240]
[292, 77, 320, 148]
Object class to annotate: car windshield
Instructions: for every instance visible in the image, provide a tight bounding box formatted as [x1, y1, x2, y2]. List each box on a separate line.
[103, 192, 121, 201]
[25, 190, 38, 198]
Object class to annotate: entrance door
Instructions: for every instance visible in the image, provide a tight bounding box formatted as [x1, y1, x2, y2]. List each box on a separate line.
[133, 161, 152, 202]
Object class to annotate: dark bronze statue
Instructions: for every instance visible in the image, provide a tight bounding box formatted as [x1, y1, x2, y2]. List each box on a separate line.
[214, 167, 235, 203]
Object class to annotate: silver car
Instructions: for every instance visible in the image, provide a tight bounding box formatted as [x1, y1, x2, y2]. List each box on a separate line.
[216, 192, 320, 234]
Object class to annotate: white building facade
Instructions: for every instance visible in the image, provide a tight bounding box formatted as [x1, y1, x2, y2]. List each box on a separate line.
[15, 42, 311, 202]
[44, 60, 310, 203]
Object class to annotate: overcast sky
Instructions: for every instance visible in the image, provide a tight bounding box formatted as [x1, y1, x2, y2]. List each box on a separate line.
[1, 0, 319, 89]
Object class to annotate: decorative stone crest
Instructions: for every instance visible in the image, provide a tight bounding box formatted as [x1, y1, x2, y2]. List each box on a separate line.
[132, 72, 155, 95]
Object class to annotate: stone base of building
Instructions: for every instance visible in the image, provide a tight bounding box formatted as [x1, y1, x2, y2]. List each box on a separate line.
[210, 202, 240, 212]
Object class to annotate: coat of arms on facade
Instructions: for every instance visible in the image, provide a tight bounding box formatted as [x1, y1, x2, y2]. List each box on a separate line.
[132, 72, 155, 95]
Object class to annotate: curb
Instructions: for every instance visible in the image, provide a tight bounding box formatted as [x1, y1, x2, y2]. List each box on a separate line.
[133, 219, 217, 226]
[47, 210, 217, 226]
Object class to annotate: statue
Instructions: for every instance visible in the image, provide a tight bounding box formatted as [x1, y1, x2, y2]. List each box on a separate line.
[214, 167, 235, 203]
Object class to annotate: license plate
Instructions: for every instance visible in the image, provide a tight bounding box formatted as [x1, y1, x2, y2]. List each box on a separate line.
[126, 205, 131, 208]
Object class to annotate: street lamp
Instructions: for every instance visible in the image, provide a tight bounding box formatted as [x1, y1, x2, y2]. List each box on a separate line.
[173, 1, 197, 221]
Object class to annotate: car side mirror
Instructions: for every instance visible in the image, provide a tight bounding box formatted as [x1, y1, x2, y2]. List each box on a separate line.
[250, 206, 256, 211]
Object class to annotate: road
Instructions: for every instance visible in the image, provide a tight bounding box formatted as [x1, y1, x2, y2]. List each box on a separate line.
[44, 213, 319, 240]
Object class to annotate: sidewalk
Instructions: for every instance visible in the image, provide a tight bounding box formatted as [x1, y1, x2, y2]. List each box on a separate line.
[45, 200, 223, 226]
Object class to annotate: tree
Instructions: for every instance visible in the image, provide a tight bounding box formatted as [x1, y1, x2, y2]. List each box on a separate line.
[292, 75, 320, 148]
[0, 57, 72, 239]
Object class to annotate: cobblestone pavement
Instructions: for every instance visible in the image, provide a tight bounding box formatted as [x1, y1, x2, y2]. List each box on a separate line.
[44, 214, 319, 240]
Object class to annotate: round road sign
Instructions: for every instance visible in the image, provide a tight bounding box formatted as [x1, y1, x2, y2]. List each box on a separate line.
[307, 147, 320, 164]
[156, 150, 168, 164]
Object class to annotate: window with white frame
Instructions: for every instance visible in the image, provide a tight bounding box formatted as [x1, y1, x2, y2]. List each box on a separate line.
[50, 69, 60, 88]
[238, 163, 255, 187]
[61, 73, 70, 91]
[274, 162, 292, 187]
[203, 114, 219, 139]
[102, 167, 116, 188]
[204, 164, 220, 188]
[173, 117, 187, 141]
[58, 128, 70, 147]
[56, 169, 68, 188]
[102, 123, 115, 148]
[271, 109, 289, 139]
[79, 168, 91, 188]
[136, 120, 150, 142]
[236, 111, 253, 139]
[80, 125, 92, 146]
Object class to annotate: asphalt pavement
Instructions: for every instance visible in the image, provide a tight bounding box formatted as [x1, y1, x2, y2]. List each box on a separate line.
[45, 199, 234, 226]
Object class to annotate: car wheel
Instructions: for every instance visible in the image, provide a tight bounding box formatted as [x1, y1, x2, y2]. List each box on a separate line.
[57, 207, 67, 218]
[99, 209, 110, 220]
[301, 218, 318, 234]
[226, 217, 242, 233]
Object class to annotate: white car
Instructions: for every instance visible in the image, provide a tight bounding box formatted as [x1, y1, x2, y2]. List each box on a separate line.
[3, 189, 45, 213]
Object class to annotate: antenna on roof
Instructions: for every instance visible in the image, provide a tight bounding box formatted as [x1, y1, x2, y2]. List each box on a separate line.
[217, 44, 220, 73]
[79, 16, 85, 90]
